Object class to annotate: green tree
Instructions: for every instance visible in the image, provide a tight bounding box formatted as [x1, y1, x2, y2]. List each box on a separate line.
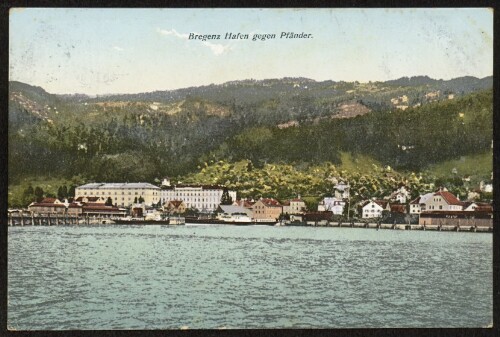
[105, 197, 113, 206]
[22, 185, 35, 206]
[68, 185, 76, 197]
[134, 197, 138, 203]
[34, 186, 44, 202]
[220, 188, 233, 205]
[138, 196, 145, 203]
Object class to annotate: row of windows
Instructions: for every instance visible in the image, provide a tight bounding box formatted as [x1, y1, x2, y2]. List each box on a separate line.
[82, 191, 159, 196]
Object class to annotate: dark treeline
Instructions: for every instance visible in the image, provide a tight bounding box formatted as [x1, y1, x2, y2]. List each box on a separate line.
[8, 78, 492, 185]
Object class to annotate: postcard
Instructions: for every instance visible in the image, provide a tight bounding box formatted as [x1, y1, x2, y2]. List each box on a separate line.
[7, 7, 493, 330]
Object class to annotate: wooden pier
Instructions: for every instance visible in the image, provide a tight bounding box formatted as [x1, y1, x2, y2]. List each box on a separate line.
[285, 220, 493, 233]
[7, 212, 113, 226]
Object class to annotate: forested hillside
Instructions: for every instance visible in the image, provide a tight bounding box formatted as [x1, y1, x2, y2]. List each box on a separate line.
[8, 76, 493, 206]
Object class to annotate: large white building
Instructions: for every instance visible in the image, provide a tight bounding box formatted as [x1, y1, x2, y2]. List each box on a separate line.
[75, 183, 161, 207]
[318, 197, 346, 215]
[160, 179, 236, 213]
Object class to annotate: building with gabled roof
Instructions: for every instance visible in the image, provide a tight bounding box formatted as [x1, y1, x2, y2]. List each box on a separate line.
[282, 197, 306, 214]
[253, 198, 282, 221]
[409, 192, 435, 214]
[425, 189, 463, 211]
[75, 182, 161, 207]
[361, 199, 390, 219]
[163, 200, 187, 214]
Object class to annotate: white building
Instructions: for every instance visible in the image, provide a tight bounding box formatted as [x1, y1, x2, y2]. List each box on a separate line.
[282, 197, 306, 214]
[160, 178, 236, 213]
[408, 192, 434, 214]
[424, 190, 463, 212]
[75, 182, 161, 207]
[361, 200, 388, 219]
[317, 197, 345, 215]
[388, 185, 411, 204]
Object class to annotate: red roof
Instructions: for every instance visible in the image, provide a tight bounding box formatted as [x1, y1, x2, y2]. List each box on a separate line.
[390, 204, 406, 213]
[260, 198, 282, 207]
[476, 205, 493, 212]
[41, 197, 58, 203]
[282, 201, 291, 206]
[374, 200, 389, 208]
[83, 205, 122, 212]
[30, 203, 66, 208]
[434, 191, 462, 205]
[291, 198, 304, 202]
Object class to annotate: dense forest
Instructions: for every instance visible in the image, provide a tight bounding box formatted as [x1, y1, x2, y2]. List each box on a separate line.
[8, 76, 493, 207]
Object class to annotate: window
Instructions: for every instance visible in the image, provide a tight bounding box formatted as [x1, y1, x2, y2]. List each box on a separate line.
[439, 205, 443, 210]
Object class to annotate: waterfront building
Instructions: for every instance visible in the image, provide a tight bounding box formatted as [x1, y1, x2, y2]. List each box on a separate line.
[361, 200, 389, 219]
[282, 197, 306, 214]
[160, 178, 236, 213]
[28, 198, 67, 215]
[424, 189, 463, 211]
[317, 197, 345, 215]
[252, 198, 282, 221]
[164, 200, 187, 214]
[419, 211, 493, 228]
[75, 183, 161, 207]
[82, 203, 128, 218]
[409, 192, 434, 214]
[462, 202, 493, 212]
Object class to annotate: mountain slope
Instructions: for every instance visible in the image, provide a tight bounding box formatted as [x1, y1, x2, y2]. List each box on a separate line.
[8, 77, 493, 188]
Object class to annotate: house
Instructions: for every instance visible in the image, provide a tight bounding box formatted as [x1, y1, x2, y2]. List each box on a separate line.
[282, 197, 306, 214]
[424, 189, 463, 211]
[232, 198, 255, 208]
[333, 182, 350, 199]
[361, 200, 389, 219]
[463, 202, 493, 212]
[252, 198, 282, 221]
[28, 198, 67, 215]
[164, 200, 187, 214]
[409, 192, 435, 214]
[317, 197, 345, 215]
[82, 204, 128, 218]
[387, 185, 411, 204]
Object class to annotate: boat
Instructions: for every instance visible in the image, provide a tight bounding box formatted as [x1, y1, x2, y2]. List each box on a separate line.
[111, 216, 185, 225]
[185, 215, 276, 226]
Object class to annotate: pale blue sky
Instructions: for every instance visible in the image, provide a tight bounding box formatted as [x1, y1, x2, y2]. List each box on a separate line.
[9, 8, 493, 95]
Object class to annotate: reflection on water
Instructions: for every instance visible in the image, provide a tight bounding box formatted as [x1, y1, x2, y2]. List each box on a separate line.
[8, 225, 492, 329]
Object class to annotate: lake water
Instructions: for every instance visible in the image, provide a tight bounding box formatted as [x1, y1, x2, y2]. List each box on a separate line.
[8, 225, 492, 329]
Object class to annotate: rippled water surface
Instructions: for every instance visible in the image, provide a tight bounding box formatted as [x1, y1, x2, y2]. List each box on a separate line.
[8, 225, 492, 329]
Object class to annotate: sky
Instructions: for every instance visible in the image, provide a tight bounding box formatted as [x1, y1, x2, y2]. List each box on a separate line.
[9, 8, 493, 95]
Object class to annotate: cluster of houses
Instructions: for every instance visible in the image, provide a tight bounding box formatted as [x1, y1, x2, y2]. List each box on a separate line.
[23, 179, 493, 226]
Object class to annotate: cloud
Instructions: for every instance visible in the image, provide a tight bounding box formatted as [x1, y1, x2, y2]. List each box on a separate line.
[113, 46, 124, 52]
[157, 28, 230, 56]
[202, 41, 231, 55]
